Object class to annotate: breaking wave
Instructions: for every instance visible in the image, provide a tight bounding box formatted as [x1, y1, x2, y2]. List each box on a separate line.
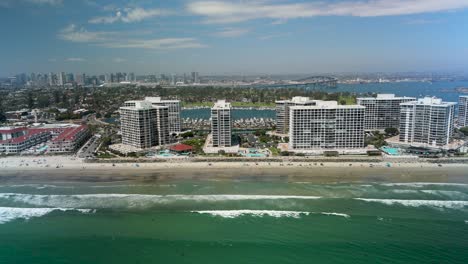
[0, 193, 321, 209]
[355, 198, 468, 209]
[0, 207, 93, 224]
[191, 210, 350, 219]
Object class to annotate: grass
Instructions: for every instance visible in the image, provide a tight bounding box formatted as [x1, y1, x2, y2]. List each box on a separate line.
[268, 147, 280, 156]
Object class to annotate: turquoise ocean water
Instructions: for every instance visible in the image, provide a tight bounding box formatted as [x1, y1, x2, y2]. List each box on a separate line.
[0, 178, 467, 263]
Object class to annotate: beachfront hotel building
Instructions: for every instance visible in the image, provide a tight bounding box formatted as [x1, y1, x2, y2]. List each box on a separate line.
[0, 127, 51, 154]
[357, 94, 416, 130]
[48, 125, 91, 153]
[399, 97, 456, 147]
[120, 100, 170, 149]
[145, 97, 182, 134]
[459, 96, 468, 127]
[275, 96, 317, 134]
[288, 101, 365, 150]
[211, 100, 232, 147]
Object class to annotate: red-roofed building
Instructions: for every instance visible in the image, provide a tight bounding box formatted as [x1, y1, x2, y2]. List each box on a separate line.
[0, 127, 51, 154]
[169, 143, 194, 154]
[49, 125, 91, 153]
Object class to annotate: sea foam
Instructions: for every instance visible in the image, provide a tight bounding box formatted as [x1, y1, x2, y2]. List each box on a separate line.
[0, 207, 93, 224]
[355, 198, 468, 209]
[191, 210, 350, 219]
[0, 193, 321, 209]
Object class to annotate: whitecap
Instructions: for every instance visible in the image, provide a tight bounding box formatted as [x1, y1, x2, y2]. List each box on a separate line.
[0, 207, 93, 224]
[381, 183, 468, 188]
[0, 193, 322, 209]
[191, 210, 349, 219]
[355, 198, 468, 209]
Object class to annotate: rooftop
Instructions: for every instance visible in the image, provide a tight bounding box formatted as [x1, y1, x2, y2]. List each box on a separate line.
[401, 97, 457, 107]
[357, 93, 416, 100]
[290, 100, 364, 109]
[213, 100, 231, 109]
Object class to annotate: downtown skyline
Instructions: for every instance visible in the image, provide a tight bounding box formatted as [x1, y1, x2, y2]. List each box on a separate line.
[1, 0, 468, 76]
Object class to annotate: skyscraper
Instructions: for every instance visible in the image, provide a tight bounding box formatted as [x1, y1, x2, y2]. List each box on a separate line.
[120, 101, 170, 149]
[459, 96, 468, 127]
[57, 72, 65, 86]
[357, 94, 416, 130]
[211, 100, 232, 147]
[275, 96, 317, 134]
[400, 97, 456, 146]
[145, 97, 182, 134]
[191, 72, 199, 84]
[289, 101, 365, 150]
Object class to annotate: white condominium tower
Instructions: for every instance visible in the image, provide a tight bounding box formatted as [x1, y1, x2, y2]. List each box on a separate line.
[145, 97, 182, 134]
[275, 96, 317, 134]
[400, 97, 456, 147]
[211, 100, 232, 147]
[289, 101, 365, 150]
[357, 94, 416, 130]
[120, 100, 170, 149]
[459, 96, 468, 127]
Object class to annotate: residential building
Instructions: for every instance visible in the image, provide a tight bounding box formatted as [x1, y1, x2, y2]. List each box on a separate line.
[145, 97, 182, 134]
[459, 96, 468, 127]
[357, 94, 416, 130]
[399, 97, 456, 147]
[120, 100, 169, 149]
[289, 101, 365, 150]
[48, 125, 90, 153]
[211, 100, 232, 147]
[0, 127, 51, 154]
[275, 96, 317, 134]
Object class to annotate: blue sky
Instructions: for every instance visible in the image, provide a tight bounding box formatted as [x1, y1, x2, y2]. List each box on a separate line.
[1, 0, 468, 76]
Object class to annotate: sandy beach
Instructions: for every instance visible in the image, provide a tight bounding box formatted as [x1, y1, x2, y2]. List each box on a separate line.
[0, 156, 467, 184]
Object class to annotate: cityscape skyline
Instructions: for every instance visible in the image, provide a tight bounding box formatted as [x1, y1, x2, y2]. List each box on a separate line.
[1, 0, 468, 76]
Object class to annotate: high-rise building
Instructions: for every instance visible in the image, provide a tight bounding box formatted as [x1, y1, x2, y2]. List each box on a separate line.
[145, 97, 182, 134]
[48, 72, 55, 86]
[289, 101, 365, 150]
[400, 97, 456, 147]
[120, 101, 170, 149]
[211, 100, 232, 147]
[459, 96, 468, 128]
[275, 96, 317, 134]
[191, 72, 199, 84]
[357, 94, 416, 130]
[57, 72, 65, 86]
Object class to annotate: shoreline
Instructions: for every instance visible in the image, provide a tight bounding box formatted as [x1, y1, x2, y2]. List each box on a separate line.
[0, 156, 467, 184]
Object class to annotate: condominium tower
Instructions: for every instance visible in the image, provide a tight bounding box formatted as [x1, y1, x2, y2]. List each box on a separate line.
[145, 97, 182, 134]
[275, 96, 317, 134]
[120, 100, 170, 149]
[399, 97, 456, 146]
[211, 100, 232, 147]
[357, 94, 416, 130]
[459, 96, 468, 127]
[289, 101, 365, 150]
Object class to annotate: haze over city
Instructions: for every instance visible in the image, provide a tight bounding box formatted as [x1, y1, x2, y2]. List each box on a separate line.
[1, 0, 468, 76]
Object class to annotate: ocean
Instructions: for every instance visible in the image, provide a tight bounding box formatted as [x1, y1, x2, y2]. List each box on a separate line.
[0, 178, 467, 263]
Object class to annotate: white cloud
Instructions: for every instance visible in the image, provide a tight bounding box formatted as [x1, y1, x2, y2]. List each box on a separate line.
[215, 28, 250, 37]
[66, 58, 85, 62]
[58, 25, 206, 50]
[187, 0, 468, 23]
[58, 24, 114, 42]
[26, 0, 62, 5]
[113, 58, 126, 63]
[100, 38, 207, 50]
[89, 7, 172, 24]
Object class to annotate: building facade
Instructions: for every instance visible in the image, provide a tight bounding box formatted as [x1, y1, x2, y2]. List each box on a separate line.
[0, 127, 51, 154]
[399, 97, 456, 147]
[120, 101, 170, 149]
[357, 94, 416, 130]
[48, 125, 91, 153]
[459, 96, 468, 128]
[289, 101, 365, 150]
[211, 100, 232, 147]
[145, 97, 182, 134]
[275, 97, 317, 134]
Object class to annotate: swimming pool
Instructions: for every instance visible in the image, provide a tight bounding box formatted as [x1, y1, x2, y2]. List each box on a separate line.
[381, 146, 399, 155]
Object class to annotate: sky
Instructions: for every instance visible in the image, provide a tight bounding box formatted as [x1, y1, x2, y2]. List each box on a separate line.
[1, 0, 468, 76]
